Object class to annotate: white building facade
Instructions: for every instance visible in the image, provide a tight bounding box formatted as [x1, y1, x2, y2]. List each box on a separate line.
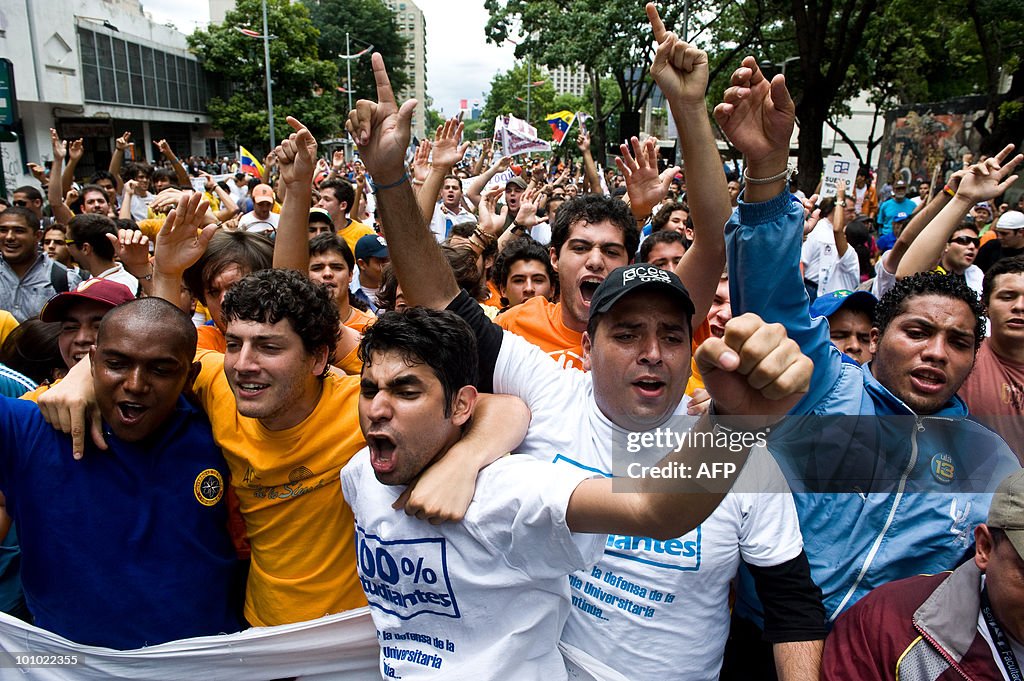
[0, 0, 210, 193]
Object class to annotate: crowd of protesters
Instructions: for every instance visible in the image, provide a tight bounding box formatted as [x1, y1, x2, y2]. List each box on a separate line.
[0, 2, 1022, 679]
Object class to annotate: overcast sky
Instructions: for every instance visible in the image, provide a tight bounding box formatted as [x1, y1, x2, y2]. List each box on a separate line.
[140, 0, 517, 116]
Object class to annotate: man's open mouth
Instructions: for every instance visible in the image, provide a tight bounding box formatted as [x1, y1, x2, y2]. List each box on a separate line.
[579, 278, 602, 304]
[117, 402, 148, 424]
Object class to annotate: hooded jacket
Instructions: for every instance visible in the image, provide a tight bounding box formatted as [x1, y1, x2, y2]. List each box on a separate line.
[727, 191, 1019, 622]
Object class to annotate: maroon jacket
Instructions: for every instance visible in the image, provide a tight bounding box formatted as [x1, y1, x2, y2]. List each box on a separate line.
[822, 561, 1002, 681]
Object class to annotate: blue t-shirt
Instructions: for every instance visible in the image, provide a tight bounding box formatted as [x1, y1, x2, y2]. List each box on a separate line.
[876, 197, 914, 235]
[0, 396, 243, 649]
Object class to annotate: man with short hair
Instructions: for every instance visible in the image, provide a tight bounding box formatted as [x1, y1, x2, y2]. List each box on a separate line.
[309, 233, 375, 332]
[427, 175, 475, 241]
[67, 214, 139, 293]
[822, 469, 1024, 679]
[352, 233, 390, 313]
[639, 230, 687, 271]
[317, 179, 374, 253]
[237, 184, 280, 235]
[0, 207, 81, 321]
[960, 256, 1024, 461]
[0, 297, 242, 648]
[347, 299, 812, 679]
[877, 179, 915, 236]
[42, 225, 73, 268]
[717, 57, 1020, 635]
[9, 187, 44, 226]
[349, 46, 826, 681]
[490, 237, 555, 309]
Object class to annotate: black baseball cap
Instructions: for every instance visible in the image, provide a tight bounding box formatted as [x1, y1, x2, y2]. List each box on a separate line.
[589, 264, 695, 328]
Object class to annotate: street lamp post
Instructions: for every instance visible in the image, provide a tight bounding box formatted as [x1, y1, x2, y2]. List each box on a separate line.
[261, 0, 275, 149]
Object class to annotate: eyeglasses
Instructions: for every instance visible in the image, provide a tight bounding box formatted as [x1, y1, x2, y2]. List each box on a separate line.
[948, 236, 980, 247]
[12, 200, 28, 207]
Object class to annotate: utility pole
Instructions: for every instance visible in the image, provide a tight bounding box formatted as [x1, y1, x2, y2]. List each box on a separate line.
[261, 0, 275, 148]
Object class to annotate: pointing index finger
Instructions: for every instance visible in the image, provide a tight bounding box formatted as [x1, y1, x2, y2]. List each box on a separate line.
[371, 53, 397, 107]
[646, 3, 668, 43]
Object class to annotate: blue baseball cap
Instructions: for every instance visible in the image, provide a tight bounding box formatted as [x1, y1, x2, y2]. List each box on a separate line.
[355, 234, 389, 260]
[809, 289, 877, 319]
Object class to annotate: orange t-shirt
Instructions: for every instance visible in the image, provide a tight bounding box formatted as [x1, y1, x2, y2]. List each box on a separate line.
[497, 295, 709, 397]
[344, 306, 376, 334]
[496, 297, 586, 370]
[483, 280, 503, 309]
[197, 324, 227, 353]
[686, 320, 713, 395]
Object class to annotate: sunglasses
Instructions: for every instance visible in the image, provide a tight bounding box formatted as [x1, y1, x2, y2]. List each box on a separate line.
[948, 236, 980, 247]
[64, 239, 77, 246]
[12, 200, 28, 207]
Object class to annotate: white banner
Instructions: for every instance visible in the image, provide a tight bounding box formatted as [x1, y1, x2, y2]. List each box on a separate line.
[821, 154, 859, 198]
[494, 114, 551, 157]
[0, 608, 379, 680]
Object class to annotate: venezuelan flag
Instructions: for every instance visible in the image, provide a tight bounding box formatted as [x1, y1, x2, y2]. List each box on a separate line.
[545, 111, 576, 145]
[239, 146, 265, 178]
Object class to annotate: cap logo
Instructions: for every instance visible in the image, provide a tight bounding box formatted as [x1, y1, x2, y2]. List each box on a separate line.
[377, 236, 387, 247]
[623, 266, 671, 286]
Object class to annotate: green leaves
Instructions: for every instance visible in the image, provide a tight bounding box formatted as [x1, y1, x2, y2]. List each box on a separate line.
[188, 0, 342, 151]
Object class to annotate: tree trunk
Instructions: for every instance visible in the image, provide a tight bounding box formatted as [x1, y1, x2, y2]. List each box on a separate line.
[590, 68, 607, 161]
[795, 97, 827, 195]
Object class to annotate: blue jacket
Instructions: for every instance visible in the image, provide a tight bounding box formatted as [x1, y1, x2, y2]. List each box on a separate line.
[727, 191, 1019, 623]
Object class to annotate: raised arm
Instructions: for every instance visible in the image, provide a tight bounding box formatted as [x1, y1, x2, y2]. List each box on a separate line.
[875, 170, 964, 289]
[272, 116, 317, 271]
[567, 312, 811, 539]
[645, 5, 733, 321]
[832, 180, 849, 258]
[417, 117, 469, 228]
[152, 192, 218, 309]
[61, 138, 83, 195]
[347, 53, 459, 310]
[47, 129, 74, 224]
[154, 139, 191, 188]
[712, 57, 837, 412]
[896, 146, 1022, 279]
[109, 131, 131, 194]
[576, 128, 603, 195]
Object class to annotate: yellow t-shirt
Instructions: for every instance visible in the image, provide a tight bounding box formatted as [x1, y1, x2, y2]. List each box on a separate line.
[0, 311, 18, 346]
[338, 219, 375, 256]
[192, 349, 367, 626]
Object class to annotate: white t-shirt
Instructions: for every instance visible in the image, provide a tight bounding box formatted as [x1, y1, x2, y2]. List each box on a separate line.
[802, 219, 860, 294]
[428, 203, 476, 242]
[341, 449, 604, 680]
[237, 210, 280, 235]
[493, 331, 803, 681]
[94, 263, 139, 295]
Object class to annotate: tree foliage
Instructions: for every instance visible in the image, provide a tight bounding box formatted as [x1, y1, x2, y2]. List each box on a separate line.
[188, 0, 342, 153]
[483, 0, 688, 153]
[302, 0, 409, 104]
[482, 62, 586, 139]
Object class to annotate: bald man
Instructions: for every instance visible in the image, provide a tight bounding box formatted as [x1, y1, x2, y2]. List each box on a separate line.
[0, 298, 242, 649]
